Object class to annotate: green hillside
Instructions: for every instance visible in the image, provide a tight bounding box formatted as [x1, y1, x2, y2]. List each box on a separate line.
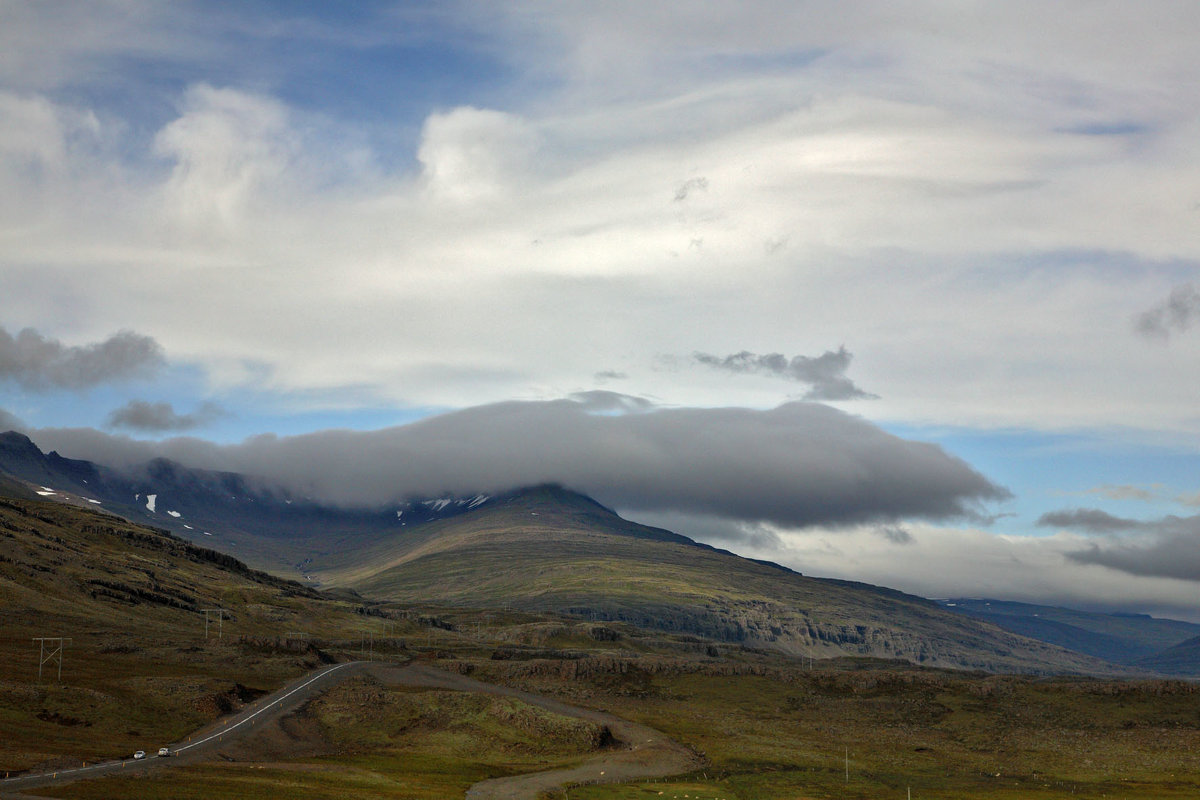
[0, 496, 396, 773]
[317, 486, 1121, 675]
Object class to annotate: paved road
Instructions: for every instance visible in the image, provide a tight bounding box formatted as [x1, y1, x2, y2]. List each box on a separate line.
[0, 661, 368, 797]
[1, 660, 700, 800]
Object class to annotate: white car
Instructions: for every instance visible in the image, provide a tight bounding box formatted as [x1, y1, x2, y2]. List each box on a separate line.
[158, 747, 171, 757]
[132, 750, 145, 760]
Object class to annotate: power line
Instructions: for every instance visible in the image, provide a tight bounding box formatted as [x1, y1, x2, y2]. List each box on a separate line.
[201, 608, 226, 641]
[32, 637, 72, 682]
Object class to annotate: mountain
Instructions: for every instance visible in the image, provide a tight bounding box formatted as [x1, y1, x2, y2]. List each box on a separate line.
[311, 485, 1126, 675]
[0, 431, 482, 576]
[0, 431, 1150, 676]
[1136, 635, 1200, 676]
[937, 598, 1200, 665]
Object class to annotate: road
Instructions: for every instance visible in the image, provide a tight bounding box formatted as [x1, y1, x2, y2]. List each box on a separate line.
[371, 663, 703, 799]
[0, 661, 368, 796]
[1, 660, 701, 799]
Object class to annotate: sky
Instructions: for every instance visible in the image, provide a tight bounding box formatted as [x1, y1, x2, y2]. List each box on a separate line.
[2, 1, 1200, 619]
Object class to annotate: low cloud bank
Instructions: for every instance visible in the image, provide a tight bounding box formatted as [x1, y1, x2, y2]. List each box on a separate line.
[25, 396, 1007, 528]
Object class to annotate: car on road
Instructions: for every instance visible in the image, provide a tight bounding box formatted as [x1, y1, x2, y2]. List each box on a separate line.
[157, 747, 170, 757]
[132, 750, 145, 760]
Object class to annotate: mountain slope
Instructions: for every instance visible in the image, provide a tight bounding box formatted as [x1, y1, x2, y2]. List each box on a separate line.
[1135, 635, 1200, 676]
[0, 431, 481, 575]
[0, 433, 1148, 676]
[938, 598, 1200, 665]
[316, 486, 1124, 676]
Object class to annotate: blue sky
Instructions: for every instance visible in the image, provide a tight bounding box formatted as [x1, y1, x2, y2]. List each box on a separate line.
[2, 1, 1200, 618]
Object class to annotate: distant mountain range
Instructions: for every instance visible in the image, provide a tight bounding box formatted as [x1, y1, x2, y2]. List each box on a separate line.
[937, 598, 1200, 674]
[2, 429, 1196, 676]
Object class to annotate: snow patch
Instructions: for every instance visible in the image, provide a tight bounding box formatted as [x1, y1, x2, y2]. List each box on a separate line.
[183, 525, 193, 530]
[86, 498, 101, 504]
[145, 494, 157, 512]
[167, 510, 182, 518]
[202, 531, 212, 536]
[422, 498, 453, 512]
[36, 490, 56, 496]
[467, 494, 490, 509]
[396, 510, 403, 520]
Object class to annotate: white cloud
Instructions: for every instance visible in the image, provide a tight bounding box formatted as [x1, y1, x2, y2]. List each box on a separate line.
[153, 85, 297, 233]
[0, 3, 1198, 438]
[417, 106, 538, 204]
[678, 518, 1200, 623]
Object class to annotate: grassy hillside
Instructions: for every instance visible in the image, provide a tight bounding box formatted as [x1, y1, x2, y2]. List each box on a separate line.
[467, 654, 1200, 800]
[317, 487, 1121, 676]
[0, 496, 404, 773]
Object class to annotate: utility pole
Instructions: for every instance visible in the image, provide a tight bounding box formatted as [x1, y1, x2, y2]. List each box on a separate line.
[32, 637, 72, 682]
[202, 608, 225, 641]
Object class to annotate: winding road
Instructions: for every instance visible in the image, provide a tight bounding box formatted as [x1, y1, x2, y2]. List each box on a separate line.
[0, 660, 700, 799]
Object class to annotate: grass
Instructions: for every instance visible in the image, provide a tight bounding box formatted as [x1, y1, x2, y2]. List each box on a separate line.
[317, 490, 1118, 676]
[33, 676, 613, 800]
[462, 658, 1200, 800]
[9, 493, 1200, 799]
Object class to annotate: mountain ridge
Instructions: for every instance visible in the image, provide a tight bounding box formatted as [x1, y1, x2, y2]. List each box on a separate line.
[0, 429, 1185, 677]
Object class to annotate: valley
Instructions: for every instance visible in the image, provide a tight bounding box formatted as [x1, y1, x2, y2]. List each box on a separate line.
[4, 439, 1200, 798]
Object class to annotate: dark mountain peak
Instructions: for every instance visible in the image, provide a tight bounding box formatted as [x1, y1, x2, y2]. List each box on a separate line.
[0, 430, 40, 456]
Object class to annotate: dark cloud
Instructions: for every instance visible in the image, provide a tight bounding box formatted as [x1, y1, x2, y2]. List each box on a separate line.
[1037, 508, 1147, 534]
[1134, 283, 1200, 339]
[1041, 506, 1200, 581]
[27, 397, 1008, 528]
[878, 526, 914, 545]
[631, 510, 785, 551]
[693, 347, 876, 400]
[0, 326, 164, 391]
[105, 400, 226, 433]
[673, 176, 708, 201]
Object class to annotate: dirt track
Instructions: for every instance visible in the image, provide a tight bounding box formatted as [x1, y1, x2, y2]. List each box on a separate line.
[369, 662, 703, 799]
[0, 660, 700, 799]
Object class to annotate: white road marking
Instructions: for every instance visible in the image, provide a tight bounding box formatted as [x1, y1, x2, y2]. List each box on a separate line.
[1, 661, 359, 787]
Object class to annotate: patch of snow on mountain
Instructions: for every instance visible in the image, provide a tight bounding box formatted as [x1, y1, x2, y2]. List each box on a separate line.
[86, 498, 101, 504]
[396, 510, 403, 520]
[40, 486, 53, 491]
[467, 494, 490, 509]
[146, 494, 157, 512]
[167, 510, 182, 518]
[36, 490, 55, 496]
[202, 531, 212, 536]
[184, 525, 192, 530]
[422, 498, 452, 512]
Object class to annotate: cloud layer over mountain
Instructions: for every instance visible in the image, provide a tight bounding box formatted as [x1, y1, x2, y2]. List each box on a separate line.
[27, 396, 1007, 528]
